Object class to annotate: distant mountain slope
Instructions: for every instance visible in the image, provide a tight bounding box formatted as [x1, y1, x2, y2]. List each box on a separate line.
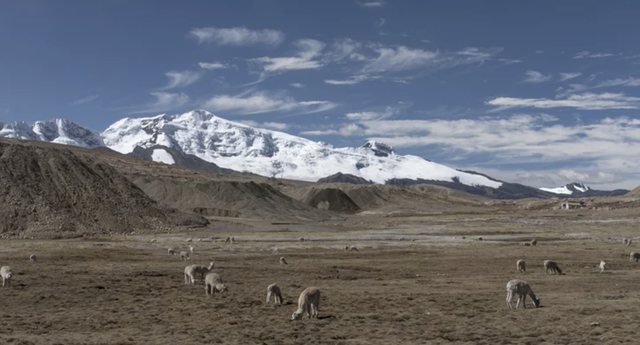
[540, 182, 628, 197]
[101, 110, 502, 188]
[128, 145, 235, 174]
[0, 119, 103, 148]
[317, 172, 373, 184]
[0, 138, 205, 238]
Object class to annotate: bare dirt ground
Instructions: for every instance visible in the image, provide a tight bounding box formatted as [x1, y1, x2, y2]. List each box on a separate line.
[1, 209, 640, 345]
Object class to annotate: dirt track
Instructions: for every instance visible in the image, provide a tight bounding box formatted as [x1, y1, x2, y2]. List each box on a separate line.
[1, 221, 640, 345]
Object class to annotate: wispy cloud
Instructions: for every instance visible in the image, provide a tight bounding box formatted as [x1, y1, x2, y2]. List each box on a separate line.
[290, 82, 305, 88]
[189, 27, 284, 46]
[238, 120, 290, 131]
[523, 70, 552, 83]
[594, 77, 640, 88]
[558, 72, 582, 82]
[146, 92, 190, 112]
[363, 46, 438, 73]
[356, 0, 385, 7]
[251, 39, 326, 73]
[487, 92, 640, 110]
[198, 62, 228, 70]
[204, 90, 336, 115]
[72, 94, 99, 105]
[344, 103, 406, 121]
[573, 50, 615, 59]
[163, 70, 202, 89]
[324, 74, 378, 85]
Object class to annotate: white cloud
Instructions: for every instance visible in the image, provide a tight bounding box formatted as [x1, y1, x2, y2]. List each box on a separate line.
[300, 129, 338, 136]
[252, 39, 325, 73]
[487, 92, 640, 110]
[594, 77, 640, 88]
[72, 94, 99, 105]
[198, 62, 228, 70]
[344, 105, 402, 121]
[238, 120, 289, 131]
[363, 46, 439, 73]
[189, 27, 284, 46]
[523, 70, 552, 83]
[356, 0, 385, 7]
[163, 70, 202, 89]
[558, 72, 582, 81]
[290, 83, 305, 88]
[325, 74, 378, 85]
[573, 50, 615, 59]
[148, 92, 190, 110]
[204, 90, 336, 115]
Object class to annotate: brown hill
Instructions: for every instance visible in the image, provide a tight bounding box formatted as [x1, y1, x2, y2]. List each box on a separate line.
[132, 177, 326, 220]
[627, 186, 640, 197]
[302, 188, 361, 213]
[0, 138, 206, 238]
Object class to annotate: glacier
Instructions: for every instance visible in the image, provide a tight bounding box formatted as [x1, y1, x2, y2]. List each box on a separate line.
[101, 110, 502, 188]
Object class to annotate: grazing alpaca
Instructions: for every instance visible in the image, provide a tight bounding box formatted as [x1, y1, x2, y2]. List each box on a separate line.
[167, 247, 176, 256]
[506, 279, 540, 309]
[516, 259, 526, 273]
[279, 257, 288, 265]
[266, 283, 283, 305]
[544, 260, 564, 275]
[530, 239, 537, 246]
[291, 287, 320, 320]
[29, 254, 37, 262]
[204, 273, 227, 296]
[598, 260, 607, 273]
[630, 252, 640, 262]
[0, 266, 13, 287]
[623, 238, 632, 247]
[184, 261, 215, 285]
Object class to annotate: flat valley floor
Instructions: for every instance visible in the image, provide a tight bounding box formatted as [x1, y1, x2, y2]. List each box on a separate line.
[1, 209, 640, 345]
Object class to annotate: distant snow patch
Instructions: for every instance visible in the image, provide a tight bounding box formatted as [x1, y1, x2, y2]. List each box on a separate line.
[151, 149, 175, 165]
[540, 186, 573, 195]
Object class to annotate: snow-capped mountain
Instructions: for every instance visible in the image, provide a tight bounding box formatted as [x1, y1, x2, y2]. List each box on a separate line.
[102, 110, 502, 188]
[539, 182, 627, 197]
[540, 182, 591, 195]
[0, 119, 103, 148]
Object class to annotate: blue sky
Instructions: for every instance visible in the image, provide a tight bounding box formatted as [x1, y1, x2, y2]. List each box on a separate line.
[2, 0, 640, 189]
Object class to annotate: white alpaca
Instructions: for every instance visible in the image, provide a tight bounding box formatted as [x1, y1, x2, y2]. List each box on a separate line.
[516, 259, 526, 273]
[506, 279, 540, 309]
[29, 254, 37, 262]
[204, 273, 227, 296]
[598, 260, 607, 273]
[188, 245, 195, 253]
[630, 252, 640, 262]
[167, 247, 176, 255]
[291, 287, 321, 320]
[1, 266, 13, 287]
[179, 251, 191, 261]
[544, 260, 564, 275]
[184, 261, 215, 285]
[279, 257, 288, 265]
[266, 283, 284, 305]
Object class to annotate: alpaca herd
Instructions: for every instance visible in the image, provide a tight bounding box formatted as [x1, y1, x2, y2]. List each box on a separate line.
[507, 236, 638, 310]
[1, 234, 637, 322]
